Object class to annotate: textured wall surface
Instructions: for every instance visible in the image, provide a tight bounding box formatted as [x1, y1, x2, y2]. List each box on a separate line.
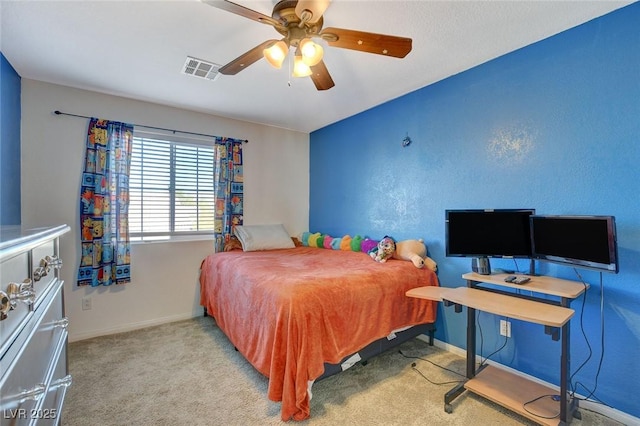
[0, 53, 21, 225]
[310, 3, 640, 418]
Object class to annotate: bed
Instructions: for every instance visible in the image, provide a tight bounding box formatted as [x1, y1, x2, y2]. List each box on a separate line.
[199, 245, 439, 421]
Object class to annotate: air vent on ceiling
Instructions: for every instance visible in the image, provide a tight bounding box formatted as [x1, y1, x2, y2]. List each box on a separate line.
[182, 56, 221, 81]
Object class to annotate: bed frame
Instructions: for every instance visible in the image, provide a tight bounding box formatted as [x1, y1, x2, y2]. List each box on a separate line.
[203, 307, 435, 382]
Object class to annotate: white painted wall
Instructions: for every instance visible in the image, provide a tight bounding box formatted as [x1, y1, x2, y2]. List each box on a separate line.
[20, 80, 309, 342]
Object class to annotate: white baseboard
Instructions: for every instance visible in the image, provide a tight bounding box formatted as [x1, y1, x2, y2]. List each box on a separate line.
[68, 312, 199, 342]
[416, 335, 639, 425]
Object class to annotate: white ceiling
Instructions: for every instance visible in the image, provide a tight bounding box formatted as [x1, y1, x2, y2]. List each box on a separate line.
[1, 0, 633, 133]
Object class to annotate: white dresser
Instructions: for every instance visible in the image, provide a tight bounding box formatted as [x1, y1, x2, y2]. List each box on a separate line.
[0, 225, 71, 425]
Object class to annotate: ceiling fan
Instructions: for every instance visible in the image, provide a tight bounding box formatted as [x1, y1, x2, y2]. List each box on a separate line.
[203, 0, 413, 90]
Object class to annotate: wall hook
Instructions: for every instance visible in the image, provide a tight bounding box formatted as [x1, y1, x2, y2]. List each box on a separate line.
[402, 133, 412, 147]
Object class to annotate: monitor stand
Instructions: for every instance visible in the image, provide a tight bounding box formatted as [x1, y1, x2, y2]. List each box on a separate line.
[527, 258, 537, 276]
[471, 257, 491, 275]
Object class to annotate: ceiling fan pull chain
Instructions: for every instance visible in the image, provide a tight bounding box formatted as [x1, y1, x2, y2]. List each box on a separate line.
[288, 52, 292, 87]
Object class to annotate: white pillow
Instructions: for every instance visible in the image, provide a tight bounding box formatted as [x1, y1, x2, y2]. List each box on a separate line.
[234, 224, 295, 251]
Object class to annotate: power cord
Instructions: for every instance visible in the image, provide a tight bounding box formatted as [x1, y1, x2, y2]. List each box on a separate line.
[527, 270, 613, 420]
[398, 350, 465, 386]
[522, 394, 561, 419]
[479, 333, 508, 368]
[570, 271, 610, 407]
[568, 270, 592, 392]
[410, 362, 465, 386]
[477, 310, 509, 368]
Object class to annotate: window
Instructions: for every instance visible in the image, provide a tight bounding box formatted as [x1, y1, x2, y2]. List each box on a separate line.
[129, 135, 215, 241]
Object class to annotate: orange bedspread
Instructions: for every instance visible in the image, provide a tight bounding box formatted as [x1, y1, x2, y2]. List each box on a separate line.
[199, 247, 438, 421]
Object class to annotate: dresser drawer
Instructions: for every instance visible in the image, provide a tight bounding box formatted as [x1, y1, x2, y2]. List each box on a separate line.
[1, 280, 67, 425]
[31, 344, 71, 426]
[0, 252, 31, 357]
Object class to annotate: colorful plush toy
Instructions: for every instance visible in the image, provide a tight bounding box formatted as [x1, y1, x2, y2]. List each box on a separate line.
[340, 235, 352, 251]
[323, 235, 334, 249]
[308, 232, 322, 247]
[360, 238, 378, 254]
[393, 239, 438, 271]
[370, 236, 396, 263]
[330, 237, 342, 250]
[350, 235, 364, 252]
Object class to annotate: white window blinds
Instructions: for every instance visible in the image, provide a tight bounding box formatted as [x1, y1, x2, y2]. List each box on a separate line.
[130, 136, 215, 240]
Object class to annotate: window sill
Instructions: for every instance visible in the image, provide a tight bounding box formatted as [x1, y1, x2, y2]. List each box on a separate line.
[130, 234, 214, 245]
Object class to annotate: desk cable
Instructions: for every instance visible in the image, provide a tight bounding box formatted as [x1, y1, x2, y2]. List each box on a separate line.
[398, 350, 465, 386]
[477, 310, 509, 369]
[525, 270, 612, 420]
[569, 271, 611, 409]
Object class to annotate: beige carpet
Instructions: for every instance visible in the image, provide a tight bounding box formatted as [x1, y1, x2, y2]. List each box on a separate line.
[62, 317, 622, 426]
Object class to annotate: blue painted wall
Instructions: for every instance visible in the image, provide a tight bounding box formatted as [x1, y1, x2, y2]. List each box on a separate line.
[1, 52, 22, 225]
[310, 3, 640, 419]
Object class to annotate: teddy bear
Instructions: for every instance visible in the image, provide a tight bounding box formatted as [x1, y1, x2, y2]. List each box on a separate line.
[393, 239, 438, 271]
[369, 236, 396, 263]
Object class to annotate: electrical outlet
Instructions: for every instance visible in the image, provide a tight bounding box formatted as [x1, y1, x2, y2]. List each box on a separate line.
[82, 296, 92, 311]
[500, 319, 511, 337]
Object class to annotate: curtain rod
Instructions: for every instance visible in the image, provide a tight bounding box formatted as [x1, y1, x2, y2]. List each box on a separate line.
[53, 110, 248, 143]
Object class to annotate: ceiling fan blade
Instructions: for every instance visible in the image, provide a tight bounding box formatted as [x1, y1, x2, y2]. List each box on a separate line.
[309, 60, 335, 91]
[219, 40, 277, 75]
[295, 0, 331, 25]
[320, 27, 412, 58]
[202, 0, 281, 27]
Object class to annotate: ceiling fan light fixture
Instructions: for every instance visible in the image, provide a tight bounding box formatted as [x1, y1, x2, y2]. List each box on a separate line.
[263, 40, 288, 69]
[299, 38, 323, 66]
[292, 54, 312, 78]
[295, 0, 330, 24]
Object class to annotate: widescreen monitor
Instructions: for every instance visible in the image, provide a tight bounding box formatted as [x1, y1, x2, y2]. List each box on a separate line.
[445, 209, 535, 260]
[530, 215, 619, 273]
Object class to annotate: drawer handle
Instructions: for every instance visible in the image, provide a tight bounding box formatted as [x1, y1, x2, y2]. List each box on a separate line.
[0, 291, 10, 320]
[5, 279, 36, 308]
[34, 265, 48, 281]
[45, 255, 63, 269]
[0, 383, 47, 408]
[20, 383, 47, 402]
[52, 317, 70, 329]
[33, 255, 62, 281]
[50, 374, 73, 390]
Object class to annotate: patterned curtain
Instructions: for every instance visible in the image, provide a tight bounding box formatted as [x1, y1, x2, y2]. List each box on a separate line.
[77, 118, 133, 286]
[213, 137, 244, 252]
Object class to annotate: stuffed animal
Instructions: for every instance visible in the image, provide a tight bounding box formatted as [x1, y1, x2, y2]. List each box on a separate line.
[323, 235, 334, 249]
[330, 237, 342, 250]
[370, 236, 396, 263]
[340, 235, 352, 251]
[350, 235, 364, 252]
[393, 239, 438, 271]
[308, 232, 322, 248]
[360, 238, 378, 254]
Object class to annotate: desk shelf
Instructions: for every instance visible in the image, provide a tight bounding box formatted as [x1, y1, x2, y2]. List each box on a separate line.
[406, 286, 574, 327]
[407, 272, 585, 425]
[462, 272, 588, 299]
[465, 365, 561, 426]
